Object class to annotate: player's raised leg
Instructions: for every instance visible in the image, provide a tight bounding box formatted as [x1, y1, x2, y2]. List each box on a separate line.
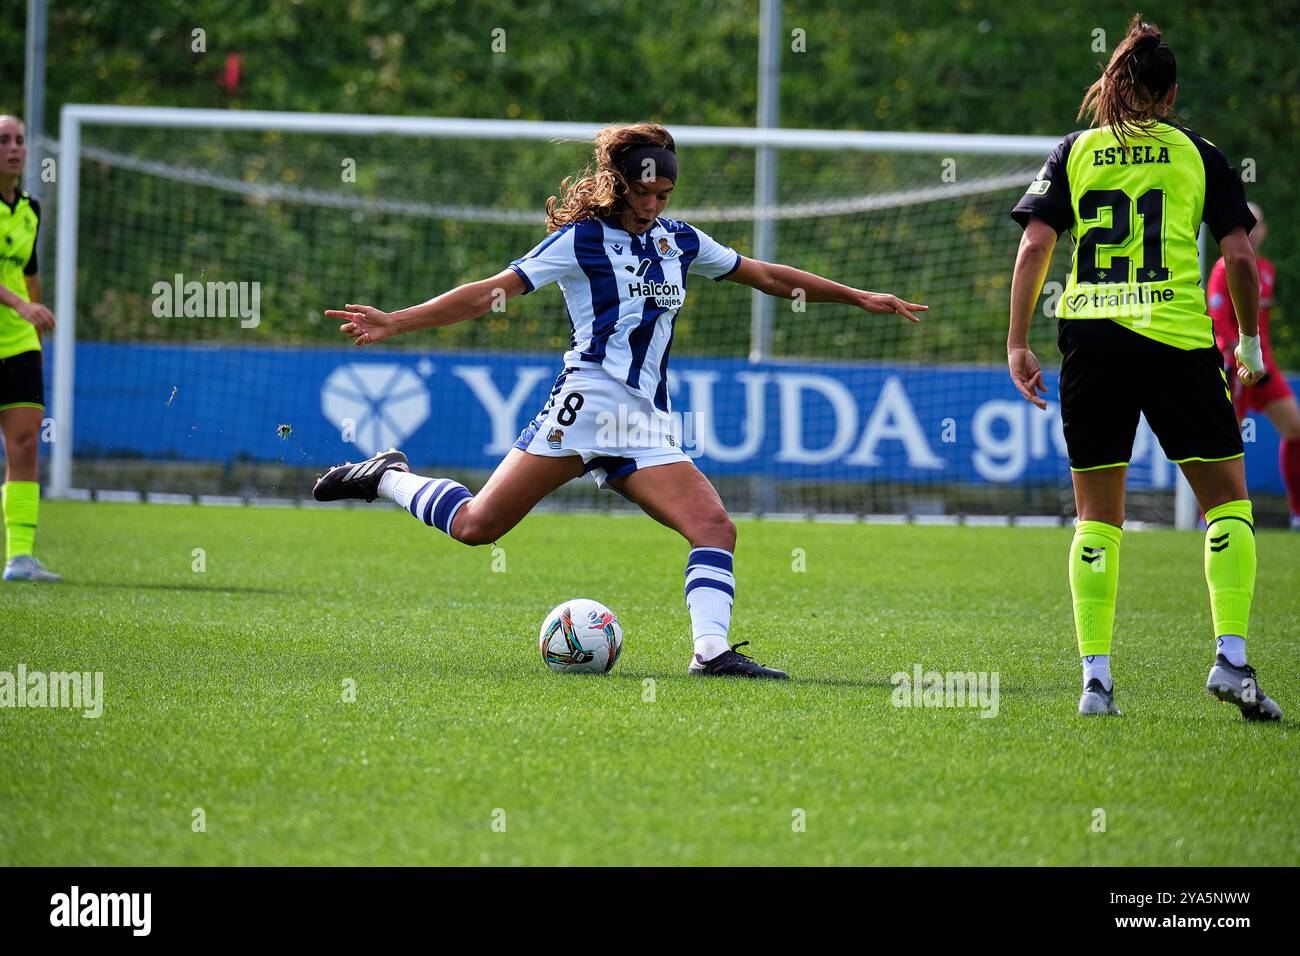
[607, 461, 787, 679]
[1180, 458, 1282, 720]
[2, 403, 60, 583]
[1070, 464, 1126, 716]
[443, 449, 583, 545]
[314, 446, 583, 545]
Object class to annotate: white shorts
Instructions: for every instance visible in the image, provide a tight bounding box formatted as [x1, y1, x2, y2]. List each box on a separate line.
[514, 367, 691, 489]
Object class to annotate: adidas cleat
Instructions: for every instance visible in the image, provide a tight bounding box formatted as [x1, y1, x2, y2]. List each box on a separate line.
[1078, 678, 1120, 716]
[3, 555, 63, 583]
[689, 641, 789, 680]
[312, 448, 409, 502]
[1206, 655, 1283, 721]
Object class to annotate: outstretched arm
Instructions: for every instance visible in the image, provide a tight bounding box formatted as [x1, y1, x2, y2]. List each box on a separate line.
[326, 268, 528, 346]
[724, 256, 927, 322]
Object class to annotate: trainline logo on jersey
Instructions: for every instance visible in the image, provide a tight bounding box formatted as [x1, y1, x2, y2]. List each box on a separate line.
[623, 260, 684, 308]
[151, 273, 261, 328]
[0, 665, 104, 718]
[50, 886, 151, 936]
[1062, 281, 1171, 323]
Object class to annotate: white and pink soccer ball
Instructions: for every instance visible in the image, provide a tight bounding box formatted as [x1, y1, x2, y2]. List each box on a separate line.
[539, 599, 624, 674]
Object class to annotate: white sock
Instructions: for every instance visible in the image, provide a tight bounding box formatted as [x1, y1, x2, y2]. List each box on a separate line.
[378, 469, 421, 506]
[693, 632, 731, 662]
[685, 547, 734, 662]
[1216, 634, 1247, 667]
[1083, 654, 1112, 691]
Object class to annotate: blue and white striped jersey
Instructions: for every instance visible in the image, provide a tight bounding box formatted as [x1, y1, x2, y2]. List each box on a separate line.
[509, 216, 741, 412]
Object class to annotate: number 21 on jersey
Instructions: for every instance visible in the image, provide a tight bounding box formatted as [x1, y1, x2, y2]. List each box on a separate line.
[1076, 187, 1171, 284]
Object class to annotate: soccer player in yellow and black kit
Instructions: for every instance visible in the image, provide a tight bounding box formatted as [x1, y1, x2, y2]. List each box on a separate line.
[0, 115, 60, 582]
[1006, 16, 1279, 719]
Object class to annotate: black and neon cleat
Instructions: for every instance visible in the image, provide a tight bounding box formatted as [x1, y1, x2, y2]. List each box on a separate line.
[312, 448, 410, 502]
[689, 641, 789, 679]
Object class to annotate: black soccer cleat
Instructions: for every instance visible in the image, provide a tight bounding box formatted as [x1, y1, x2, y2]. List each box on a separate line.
[312, 448, 410, 502]
[688, 641, 789, 680]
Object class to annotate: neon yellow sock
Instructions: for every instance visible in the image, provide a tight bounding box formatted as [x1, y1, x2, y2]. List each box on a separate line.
[1204, 500, 1255, 639]
[1069, 520, 1122, 657]
[3, 480, 39, 560]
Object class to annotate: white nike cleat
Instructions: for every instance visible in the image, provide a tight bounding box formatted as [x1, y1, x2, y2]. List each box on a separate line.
[1078, 678, 1120, 716]
[3, 555, 63, 583]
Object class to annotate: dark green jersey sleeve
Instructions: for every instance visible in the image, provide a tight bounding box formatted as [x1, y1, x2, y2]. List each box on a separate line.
[1176, 127, 1255, 241]
[1010, 131, 1084, 235]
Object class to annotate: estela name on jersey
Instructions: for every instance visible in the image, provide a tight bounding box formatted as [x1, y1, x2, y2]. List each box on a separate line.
[1092, 145, 1172, 166]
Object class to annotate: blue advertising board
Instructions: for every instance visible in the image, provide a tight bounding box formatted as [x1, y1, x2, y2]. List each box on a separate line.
[65, 343, 1293, 495]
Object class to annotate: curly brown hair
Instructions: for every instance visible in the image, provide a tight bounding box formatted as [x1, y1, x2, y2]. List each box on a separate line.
[1078, 14, 1178, 143]
[545, 123, 676, 233]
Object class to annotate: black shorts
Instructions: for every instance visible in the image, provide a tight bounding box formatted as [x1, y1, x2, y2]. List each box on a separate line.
[1058, 319, 1243, 470]
[0, 349, 45, 410]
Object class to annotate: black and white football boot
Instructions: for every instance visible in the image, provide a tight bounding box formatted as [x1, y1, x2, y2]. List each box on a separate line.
[1206, 655, 1283, 721]
[689, 641, 789, 680]
[312, 448, 410, 502]
[1078, 677, 1120, 716]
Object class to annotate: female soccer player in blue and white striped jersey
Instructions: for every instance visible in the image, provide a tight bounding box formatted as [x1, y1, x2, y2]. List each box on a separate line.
[317, 123, 926, 678]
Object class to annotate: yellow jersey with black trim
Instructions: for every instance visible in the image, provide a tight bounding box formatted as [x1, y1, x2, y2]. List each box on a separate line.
[0, 191, 41, 359]
[1012, 122, 1254, 351]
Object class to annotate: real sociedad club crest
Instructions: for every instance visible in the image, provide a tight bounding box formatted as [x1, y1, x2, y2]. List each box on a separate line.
[657, 236, 680, 258]
[320, 363, 431, 456]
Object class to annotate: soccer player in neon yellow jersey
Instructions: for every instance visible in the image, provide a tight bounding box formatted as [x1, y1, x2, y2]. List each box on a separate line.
[1006, 16, 1279, 719]
[0, 115, 60, 582]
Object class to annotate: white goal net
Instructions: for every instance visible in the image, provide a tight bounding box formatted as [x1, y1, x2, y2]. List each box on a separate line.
[43, 106, 1189, 519]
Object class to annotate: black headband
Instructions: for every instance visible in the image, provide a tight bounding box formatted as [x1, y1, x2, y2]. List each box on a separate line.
[615, 144, 678, 184]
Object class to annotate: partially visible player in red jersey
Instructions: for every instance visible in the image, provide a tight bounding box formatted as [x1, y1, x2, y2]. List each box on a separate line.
[1209, 202, 1300, 528]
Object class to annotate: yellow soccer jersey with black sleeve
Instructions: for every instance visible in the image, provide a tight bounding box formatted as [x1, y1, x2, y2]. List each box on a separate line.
[1011, 122, 1254, 351]
[0, 191, 41, 359]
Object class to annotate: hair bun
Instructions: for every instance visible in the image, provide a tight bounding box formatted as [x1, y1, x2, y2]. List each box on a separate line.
[1132, 29, 1162, 51]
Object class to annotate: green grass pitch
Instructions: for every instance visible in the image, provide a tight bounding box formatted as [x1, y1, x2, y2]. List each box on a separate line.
[3, 501, 1298, 866]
